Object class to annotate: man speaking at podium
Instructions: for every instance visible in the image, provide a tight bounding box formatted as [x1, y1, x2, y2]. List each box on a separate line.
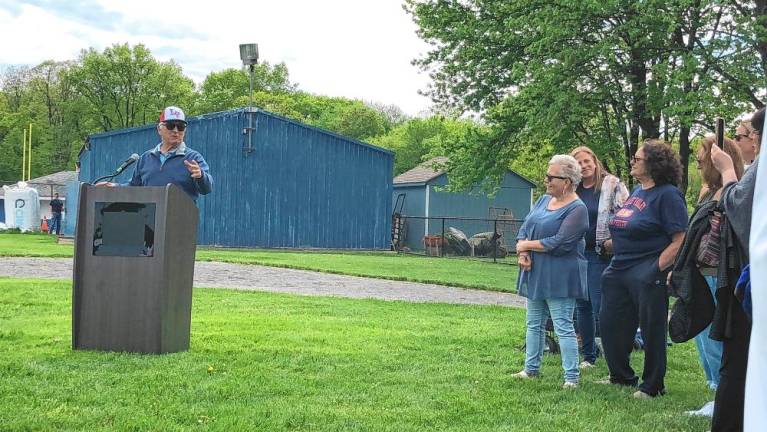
[100, 106, 213, 201]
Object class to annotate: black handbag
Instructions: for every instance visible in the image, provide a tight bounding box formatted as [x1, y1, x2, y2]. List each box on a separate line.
[668, 273, 716, 343]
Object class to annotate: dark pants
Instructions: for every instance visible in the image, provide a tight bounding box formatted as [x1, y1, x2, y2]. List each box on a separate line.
[50, 212, 62, 235]
[711, 300, 751, 432]
[576, 249, 609, 363]
[600, 256, 669, 396]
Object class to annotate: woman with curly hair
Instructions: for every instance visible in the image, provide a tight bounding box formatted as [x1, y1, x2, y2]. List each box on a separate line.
[599, 140, 688, 399]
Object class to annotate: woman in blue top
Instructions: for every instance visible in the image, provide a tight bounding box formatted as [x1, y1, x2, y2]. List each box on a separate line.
[600, 140, 688, 399]
[513, 155, 589, 388]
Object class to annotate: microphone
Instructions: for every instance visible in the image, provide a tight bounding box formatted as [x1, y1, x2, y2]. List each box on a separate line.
[114, 153, 140, 175]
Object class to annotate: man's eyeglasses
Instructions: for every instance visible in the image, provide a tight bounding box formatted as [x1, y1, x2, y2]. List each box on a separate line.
[630, 156, 646, 164]
[163, 121, 187, 132]
[545, 174, 569, 182]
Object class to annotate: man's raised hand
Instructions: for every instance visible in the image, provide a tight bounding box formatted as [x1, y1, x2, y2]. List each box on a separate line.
[184, 159, 202, 178]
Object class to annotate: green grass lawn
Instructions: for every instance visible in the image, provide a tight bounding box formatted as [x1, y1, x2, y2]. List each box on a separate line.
[0, 233, 74, 257]
[0, 278, 711, 431]
[0, 233, 517, 292]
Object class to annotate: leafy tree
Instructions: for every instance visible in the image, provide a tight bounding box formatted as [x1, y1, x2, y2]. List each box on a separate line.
[0, 66, 58, 181]
[369, 116, 478, 175]
[405, 0, 766, 193]
[28, 61, 94, 173]
[0, 60, 99, 182]
[193, 63, 296, 114]
[235, 91, 394, 141]
[366, 101, 409, 127]
[67, 43, 195, 131]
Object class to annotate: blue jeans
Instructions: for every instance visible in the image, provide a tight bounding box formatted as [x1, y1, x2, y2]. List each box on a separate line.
[50, 213, 62, 235]
[524, 297, 579, 382]
[694, 275, 722, 390]
[576, 250, 609, 363]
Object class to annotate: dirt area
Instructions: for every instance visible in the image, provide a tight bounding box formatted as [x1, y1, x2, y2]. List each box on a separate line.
[0, 257, 525, 308]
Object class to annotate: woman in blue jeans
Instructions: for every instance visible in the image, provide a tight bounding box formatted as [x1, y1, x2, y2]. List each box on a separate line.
[687, 135, 743, 415]
[513, 154, 589, 388]
[570, 146, 629, 368]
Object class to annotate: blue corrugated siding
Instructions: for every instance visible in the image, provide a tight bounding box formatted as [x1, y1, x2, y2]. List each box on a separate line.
[430, 173, 531, 220]
[81, 109, 393, 249]
[62, 181, 80, 236]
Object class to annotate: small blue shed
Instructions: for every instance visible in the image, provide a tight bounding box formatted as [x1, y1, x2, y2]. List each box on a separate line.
[78, 108, 393, 249]
[393, 157, 535, 251]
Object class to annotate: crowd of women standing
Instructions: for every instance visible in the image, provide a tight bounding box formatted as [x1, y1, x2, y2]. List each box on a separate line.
[513, 107, 764, 431]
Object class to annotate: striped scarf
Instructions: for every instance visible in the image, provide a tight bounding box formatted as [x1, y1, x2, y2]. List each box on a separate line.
[595, 174, 629, 254]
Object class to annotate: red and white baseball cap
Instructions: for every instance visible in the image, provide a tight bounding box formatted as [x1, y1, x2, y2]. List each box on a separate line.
[159, 106, 186, 124]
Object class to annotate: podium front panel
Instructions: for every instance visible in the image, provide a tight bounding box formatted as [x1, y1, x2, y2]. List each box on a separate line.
[72, 184, 197, 354]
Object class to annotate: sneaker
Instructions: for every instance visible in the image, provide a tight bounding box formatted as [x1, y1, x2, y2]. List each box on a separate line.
[632, 390, 654, 399]
[579, 361, 596, 369]
[563, 381, 578, 389]
[512, 370, 538, 379]
[685, 401, 715, 417]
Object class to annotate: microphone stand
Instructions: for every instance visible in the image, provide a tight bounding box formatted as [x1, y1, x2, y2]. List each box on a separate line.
[91, 173, 120, 185]
[91, 154, 139, 184]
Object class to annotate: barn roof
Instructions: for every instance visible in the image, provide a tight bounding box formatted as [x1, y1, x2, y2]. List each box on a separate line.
[0, 171, 77, 198]
[393, 157, 536, 187]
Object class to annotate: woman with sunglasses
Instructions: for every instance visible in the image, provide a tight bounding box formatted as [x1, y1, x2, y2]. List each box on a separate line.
[513, 154, 589, 388]
[569, 146, 629, 369]
[734, 119, 757, 167]
[599, 140, 688, 399]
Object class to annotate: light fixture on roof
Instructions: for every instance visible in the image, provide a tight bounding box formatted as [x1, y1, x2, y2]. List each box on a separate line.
[239, 44, 259, 110]
[239, 43, 259, 66]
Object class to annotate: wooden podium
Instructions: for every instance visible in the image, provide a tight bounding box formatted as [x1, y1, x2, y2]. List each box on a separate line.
[72, 184, 198, 354]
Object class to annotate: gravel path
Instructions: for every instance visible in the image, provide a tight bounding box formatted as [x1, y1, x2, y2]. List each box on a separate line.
[0, 257, 525, 308]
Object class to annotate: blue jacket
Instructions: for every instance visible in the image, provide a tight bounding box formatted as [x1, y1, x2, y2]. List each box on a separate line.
[128, 142, 213, 201]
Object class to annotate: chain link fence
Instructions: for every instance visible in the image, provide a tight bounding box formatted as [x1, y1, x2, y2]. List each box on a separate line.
[391, 214, 524, 264]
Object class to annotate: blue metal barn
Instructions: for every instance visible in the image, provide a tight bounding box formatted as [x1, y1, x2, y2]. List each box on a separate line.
[78, 108, 394, 249]
[392, 157, 535, 251]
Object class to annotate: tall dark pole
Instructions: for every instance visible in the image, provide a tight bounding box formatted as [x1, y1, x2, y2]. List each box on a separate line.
[249, 64, 254, 110]
[239, 43, 259, 155]
[247, 64, 254, 153]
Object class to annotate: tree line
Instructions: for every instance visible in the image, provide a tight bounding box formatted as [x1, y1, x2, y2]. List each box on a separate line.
[0, 43, 472, 183]
[405, 0, 767, 199]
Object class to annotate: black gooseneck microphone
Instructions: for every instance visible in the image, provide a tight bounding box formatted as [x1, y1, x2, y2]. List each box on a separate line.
[114, 154, 140, 175]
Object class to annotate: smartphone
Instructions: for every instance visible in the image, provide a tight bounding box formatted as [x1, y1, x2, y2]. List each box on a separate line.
[715, 117, 725, 147]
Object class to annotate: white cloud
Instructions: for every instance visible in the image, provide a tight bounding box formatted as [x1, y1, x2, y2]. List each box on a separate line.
[0, 0, 434, 115]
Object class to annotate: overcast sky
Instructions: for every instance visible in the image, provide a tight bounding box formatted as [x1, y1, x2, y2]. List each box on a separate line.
[0, 0, 435, 115]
